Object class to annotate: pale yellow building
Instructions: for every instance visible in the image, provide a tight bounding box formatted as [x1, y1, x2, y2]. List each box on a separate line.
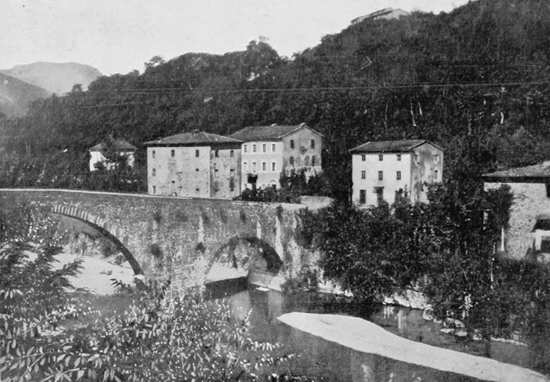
[144, 131, 242, 199]
[350, 140, 443, 207]
[230, 123, 323, 190]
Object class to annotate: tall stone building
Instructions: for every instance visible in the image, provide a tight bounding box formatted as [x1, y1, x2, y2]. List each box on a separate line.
[350, 140, 443, 207]
[483, 161, 550, 261]
[144, 131, 242, 199]
[230, 123, 323, 190]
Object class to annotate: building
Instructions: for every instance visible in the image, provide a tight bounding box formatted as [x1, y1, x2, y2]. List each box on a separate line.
[350, 139, 443, 207]
[483, 161, 550, 261]
[144, 131, 242, 199]
[230, 123, 323, 190]
[89, 138, 136, 172]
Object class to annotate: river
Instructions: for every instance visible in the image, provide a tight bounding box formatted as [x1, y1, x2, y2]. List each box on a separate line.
[205, 277, 533, 382]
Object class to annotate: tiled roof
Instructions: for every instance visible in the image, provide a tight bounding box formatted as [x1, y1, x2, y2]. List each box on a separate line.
[89, 138, 136, 152]
[144, 131, 241, 146]
[483, 162, 550, 182]
[230, 123, 321, 141]
[349, 139, 437, 153]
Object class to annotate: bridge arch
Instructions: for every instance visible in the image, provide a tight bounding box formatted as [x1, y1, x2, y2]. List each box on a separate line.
[52, 205, 143, 275]
[205, 235, 284, 282]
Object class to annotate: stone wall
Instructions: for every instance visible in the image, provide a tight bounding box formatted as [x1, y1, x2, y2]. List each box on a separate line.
[0, 189, 313, 289]
[485, 181, 550, 259]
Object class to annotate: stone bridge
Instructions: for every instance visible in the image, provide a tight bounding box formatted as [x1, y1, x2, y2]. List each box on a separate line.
[0, 189, 317, 289]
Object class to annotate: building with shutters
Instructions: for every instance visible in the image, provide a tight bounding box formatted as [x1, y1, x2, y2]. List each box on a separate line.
[230, 123, 323, 190]
[144, 131, 242, 199]
[350, 139, 443, 207]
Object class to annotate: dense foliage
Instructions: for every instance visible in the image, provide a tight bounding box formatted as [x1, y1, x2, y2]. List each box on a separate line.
[3, 0, 550, 198]
[238, 171, 330, 203]
[299, 175, 550, 372]
[0, 206, 303, 381]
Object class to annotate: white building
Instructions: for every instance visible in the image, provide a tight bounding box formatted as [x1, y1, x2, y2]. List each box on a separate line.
[89, 138, 136, 172]
[350, 139, 443, 207]
[230, 123, 323, 190]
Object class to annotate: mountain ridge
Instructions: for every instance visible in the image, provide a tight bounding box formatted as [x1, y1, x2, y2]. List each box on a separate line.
[0, 72, 50, 117]
[1, 62, 102, 95]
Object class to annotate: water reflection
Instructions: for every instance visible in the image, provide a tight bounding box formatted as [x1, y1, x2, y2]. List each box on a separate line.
[204, 280, 531, 382]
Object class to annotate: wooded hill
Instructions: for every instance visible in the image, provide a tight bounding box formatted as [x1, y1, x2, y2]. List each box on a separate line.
[2, 0, 550, 199]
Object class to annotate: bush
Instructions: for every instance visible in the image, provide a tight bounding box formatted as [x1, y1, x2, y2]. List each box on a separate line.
[0, 203, 300, 382]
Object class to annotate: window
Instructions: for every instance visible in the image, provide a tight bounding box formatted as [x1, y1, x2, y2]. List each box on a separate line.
[243, 162, 248, 171]
[435, 169, 439, 180]
[359, 190, 366, 205]
[289, 156, 294, 166]
[262, 162, 267, 171]
[397, 154, 401, 161]
[195, 149, 199, 157]
[378, 171, 383, 180]
[195, 187, 200, 193]
[230, 150, 234, 157]
[152, 185, 156, 194]
[311, 139, 315, 149]
[252, 161, 257, 171]
[361, 170, 366, 180]
[272, 162, 276, 171]
[379, 154, 383, 161]
[152, 168, 156, 177]
[171, 149, 175, 157]
[152, 150, 156, 159]
[396, 171, 401, 180]
[262, 143, 266, 152]
[375, 187, 384, 205]
[244, 145, 247, 153]
[546, 183, 550, 198]
[304, 156, 310, 166]
[361, 154, 366, 162]
[272, 143, 276, 152]
[253, 144, 257, 152]
[215, 150, 219, 157]
[195, 168, 199, 172]
[290, 140, 295, 149]
[311, 156, 316, 166]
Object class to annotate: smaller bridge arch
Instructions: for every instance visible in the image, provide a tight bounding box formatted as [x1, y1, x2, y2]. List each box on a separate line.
[205, 235, 284, 284]
[52, 205, 143, 275]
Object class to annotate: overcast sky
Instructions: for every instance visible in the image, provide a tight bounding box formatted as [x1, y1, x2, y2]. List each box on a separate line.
[2, 0, 469, 75]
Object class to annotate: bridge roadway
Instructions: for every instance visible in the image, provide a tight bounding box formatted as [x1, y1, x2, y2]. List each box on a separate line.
[0, 188, 315, 290]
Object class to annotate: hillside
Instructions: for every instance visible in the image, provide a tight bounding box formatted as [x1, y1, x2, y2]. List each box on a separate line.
[0, 72, 50, 117]
[1, 62, 102, 95]
[2, 0, 550, 197]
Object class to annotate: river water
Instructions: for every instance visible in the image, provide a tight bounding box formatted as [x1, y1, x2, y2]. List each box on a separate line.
[205, 278, 533, 382]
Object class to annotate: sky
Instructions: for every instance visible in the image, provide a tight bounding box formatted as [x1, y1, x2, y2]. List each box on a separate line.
[2, 0, 469, 75]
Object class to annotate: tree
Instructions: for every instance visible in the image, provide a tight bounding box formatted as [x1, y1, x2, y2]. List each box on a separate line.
[0, 203, 303, 381]
[144, 55, 166, 71]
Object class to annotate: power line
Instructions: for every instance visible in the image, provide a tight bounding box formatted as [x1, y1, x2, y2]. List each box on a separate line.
[76, 79, 550, 108]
